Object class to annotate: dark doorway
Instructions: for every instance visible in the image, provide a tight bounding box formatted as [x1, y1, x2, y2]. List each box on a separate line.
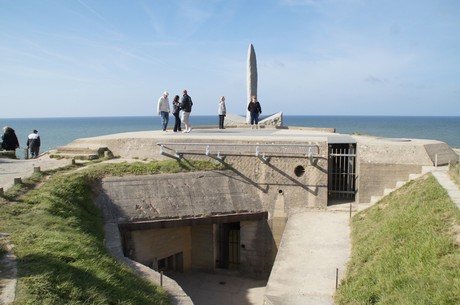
[158, 252, 184, 274]
[328, 143, 357, 203]
[216, 222, 240, 270]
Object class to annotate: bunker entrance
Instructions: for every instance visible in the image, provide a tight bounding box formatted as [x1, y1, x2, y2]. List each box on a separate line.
[119, 212, 271, 279]
[328, 143, 357, 204]
[216, 222, 240, 270]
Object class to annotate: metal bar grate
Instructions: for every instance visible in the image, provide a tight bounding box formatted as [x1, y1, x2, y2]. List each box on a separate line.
[328, 144, 356, 201]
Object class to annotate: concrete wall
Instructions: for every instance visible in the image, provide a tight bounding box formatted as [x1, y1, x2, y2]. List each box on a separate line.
[121, 219, 275, 279]
[129, 226, 192, 272]
[70, 136, 329, 209]
[240, 220, 277, 279]
[354, 137, 459, 204]
[356, 163, 422, 204]
[191, 224, 214, 272]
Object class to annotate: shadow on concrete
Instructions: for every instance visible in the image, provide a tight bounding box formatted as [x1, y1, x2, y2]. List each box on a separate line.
[169, 271, 267, 305]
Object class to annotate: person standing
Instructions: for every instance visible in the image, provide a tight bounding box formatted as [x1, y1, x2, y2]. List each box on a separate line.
[157, 91, 170, 131]
[172, 95, 182, 132]
[26, 129, 41, 158]
[247, 95, 262, 129]
[180, 89, 193, 133]
[1, 126, 20, 151]
[218, 96, 226, 129]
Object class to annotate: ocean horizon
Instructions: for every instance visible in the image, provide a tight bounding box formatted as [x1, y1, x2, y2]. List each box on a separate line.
[1, 115, 459, 158]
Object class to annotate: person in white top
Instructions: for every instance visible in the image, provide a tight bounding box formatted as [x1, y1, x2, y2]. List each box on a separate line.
[157, 92, 170, 131]
[27, 129, 41, 158]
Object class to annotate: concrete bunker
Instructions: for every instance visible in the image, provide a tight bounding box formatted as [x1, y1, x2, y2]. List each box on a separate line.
[86, 128, 459, 304]
[117, 212, 273, 278]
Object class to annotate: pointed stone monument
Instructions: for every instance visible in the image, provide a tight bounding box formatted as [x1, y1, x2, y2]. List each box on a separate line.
[247, 43, 258, 123]
[225, 43, 283, 127]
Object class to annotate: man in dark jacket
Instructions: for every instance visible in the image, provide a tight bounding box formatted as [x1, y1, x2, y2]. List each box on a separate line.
[27, 129, 41, 158]
[180, 89, 193, 133]
[1, 126, 20, 151]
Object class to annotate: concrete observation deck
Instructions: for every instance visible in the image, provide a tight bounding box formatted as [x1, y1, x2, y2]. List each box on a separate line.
[55, 125, 458, 305]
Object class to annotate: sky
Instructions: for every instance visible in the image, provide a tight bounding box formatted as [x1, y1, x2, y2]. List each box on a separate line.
[1, 0, 460, 118]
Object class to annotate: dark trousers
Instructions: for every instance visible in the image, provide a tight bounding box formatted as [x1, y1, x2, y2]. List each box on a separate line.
[250, 112, 259, 125]
[219, 115, 225, 129]
[173, 113, 182, 132]
[30, 146, 40, 158]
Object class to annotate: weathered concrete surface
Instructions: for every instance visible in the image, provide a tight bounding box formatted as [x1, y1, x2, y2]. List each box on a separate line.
[96, 170, 278, 279]
[354, 136, 456, 165]
[58, 127, 334, 160]
[264, 209, 350, 305]
[97, 170, 265, 222]
[356, 163, 423, 204]
[0, 155, 70, 191]
[171, 271, 267, 305]
[353, 135, 458, 204]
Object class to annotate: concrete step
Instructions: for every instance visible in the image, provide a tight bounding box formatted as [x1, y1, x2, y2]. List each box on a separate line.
[362, 165, 445, 210]
[370, 195, 383, 204]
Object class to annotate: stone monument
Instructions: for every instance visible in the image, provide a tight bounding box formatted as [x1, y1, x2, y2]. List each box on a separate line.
[223, 43, 283, 127]
[247, 43, 258, 123]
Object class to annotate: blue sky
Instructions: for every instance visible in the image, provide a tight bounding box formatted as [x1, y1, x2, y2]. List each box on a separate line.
[1, 0, 459, 118]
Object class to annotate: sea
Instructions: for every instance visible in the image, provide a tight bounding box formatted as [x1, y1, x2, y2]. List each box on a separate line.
[1, 115, 459, 159]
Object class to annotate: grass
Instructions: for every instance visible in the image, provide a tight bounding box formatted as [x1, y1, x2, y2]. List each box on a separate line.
[449, 162, 460, 187]
[0, 159, 223, 304]
[335, 174, 460, 305]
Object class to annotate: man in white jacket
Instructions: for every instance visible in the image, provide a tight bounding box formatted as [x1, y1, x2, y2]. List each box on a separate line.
[157, 91, 170, 131]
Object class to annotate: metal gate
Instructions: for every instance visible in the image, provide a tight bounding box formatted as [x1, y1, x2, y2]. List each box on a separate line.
[216, 222, 240, 270]
[328, 144, 356, 202]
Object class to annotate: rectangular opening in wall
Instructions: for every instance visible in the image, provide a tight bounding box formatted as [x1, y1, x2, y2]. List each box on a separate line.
[158, 252, 184, 274]
[216, 222, 240, 270]
[328, 143, 357, 204]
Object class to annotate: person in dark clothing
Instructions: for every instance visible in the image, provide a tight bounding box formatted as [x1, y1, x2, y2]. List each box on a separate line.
[180, 89, 193, 133]
[172, 95, 182, 132]
[26, 129, 41, 158]
[247, 95, 262, 129]
[1, 126, 20, 151]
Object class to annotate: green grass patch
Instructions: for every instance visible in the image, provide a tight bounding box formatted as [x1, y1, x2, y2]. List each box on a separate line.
[335, 174, 460, 305]
[0, 159, 223, 304]
[449, 163, 460, 187]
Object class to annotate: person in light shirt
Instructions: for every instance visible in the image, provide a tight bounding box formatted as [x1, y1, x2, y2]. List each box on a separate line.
[157, 91, 170, 131]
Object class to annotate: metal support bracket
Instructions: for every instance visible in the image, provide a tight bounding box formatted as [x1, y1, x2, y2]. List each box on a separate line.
[159, 145, 182, 160]
[255, 146, 270, 162]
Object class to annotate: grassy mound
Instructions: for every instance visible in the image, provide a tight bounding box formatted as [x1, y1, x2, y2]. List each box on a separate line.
[335, 175, 460, 304]
[0, 160, 223, 304]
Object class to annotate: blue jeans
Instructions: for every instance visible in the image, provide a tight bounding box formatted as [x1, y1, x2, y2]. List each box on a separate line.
[250, 112, 259, 125]
[160, 111, 169, 130]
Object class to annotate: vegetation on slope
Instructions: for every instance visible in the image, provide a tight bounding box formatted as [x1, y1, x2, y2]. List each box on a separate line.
[450, 162, 460, 187]
[0, 160, 223, 304]
[335, 174, 460, 304]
